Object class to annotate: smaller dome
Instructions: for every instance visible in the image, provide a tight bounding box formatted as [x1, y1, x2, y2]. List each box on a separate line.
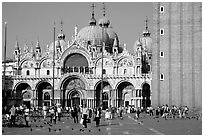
[58, 33, 65, 40]
[140, 37, 152, 52]
[89, 16, 96, 26]
[106, 27, 119, 46]
[49, 39, 67, 52]
[143, 29, 151, 36]
[98, 17, 110, 27]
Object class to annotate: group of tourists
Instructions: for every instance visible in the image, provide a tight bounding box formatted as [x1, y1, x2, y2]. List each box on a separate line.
[3, 103, 196, 129]
[146, 104, 190, 120]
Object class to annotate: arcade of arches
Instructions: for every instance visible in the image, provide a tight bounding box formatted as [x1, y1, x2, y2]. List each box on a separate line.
[12, 53, 151, 109]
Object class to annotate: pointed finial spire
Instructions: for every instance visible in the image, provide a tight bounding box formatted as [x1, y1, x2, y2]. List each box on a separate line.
[15, 36, 19, 50]
[36, 39, 40, 49]
[113, 37, 118, 47]
[74, 25, 78, 39]
[102, 2, 106, 17]
[91, 3, 96, 18]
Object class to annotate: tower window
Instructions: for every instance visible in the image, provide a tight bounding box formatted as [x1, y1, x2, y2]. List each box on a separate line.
[26, 70, 30, 76]
[160, 51, 164, 57]
[160, 73, 164, 81]
[160, 6, 164, 13]
[102, 69, 106, 74]
[47, 70, 50, 75]
[124, 69, 127, 74]
[160, 29, 164, 35]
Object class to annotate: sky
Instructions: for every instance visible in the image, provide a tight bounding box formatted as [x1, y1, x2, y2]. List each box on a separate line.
[2, 2, 153, 60]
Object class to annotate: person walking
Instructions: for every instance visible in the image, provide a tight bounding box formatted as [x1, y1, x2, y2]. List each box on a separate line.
[9, 105, 16, 127]
[81, 104, 88, 128]
[73, 105, 79, 123]
[24, 106, 30, 127]
[95, 107, 102, 127]
[43, 105, 47, 120]
[57, 105, 62, 121]
[49, 107, 55, 123]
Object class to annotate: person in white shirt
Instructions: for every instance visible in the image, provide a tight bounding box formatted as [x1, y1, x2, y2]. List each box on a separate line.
[24, 106, 30, 127]
[9, 105, 16, 127]
[43, 106, 47, 120]
[57, 106, 62, 121]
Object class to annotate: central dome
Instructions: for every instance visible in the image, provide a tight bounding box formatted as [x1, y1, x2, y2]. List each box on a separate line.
[77, 25, 111, 47]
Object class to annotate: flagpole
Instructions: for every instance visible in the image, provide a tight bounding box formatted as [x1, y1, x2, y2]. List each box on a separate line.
[3, 22, 7, 103]
[101, 25, 104, 108]
[52, 22, 56, 106]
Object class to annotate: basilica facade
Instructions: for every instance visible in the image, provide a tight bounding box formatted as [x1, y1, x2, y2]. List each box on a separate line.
[10, 7, 152, 109]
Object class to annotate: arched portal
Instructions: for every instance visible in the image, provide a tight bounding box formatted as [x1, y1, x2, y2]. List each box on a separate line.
[36, 81, 52, 107]
[95, 81, 111, 109]
[116, 81, 134, 107]
[142, 83, 151, 108]
[14, 83, 31, 107]
[63, 53, 89, 74]
[62, 77, 85, 107]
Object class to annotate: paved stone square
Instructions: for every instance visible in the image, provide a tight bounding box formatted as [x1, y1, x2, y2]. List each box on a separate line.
[2, 113, 202, 135]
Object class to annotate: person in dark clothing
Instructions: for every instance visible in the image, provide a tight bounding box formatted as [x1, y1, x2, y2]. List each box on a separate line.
[95, 108, 102, 127]
[73, 105, 79, 123]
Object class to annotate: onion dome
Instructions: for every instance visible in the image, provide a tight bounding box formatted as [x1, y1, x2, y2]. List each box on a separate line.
[89, 16, 96, 26]
[57, 33, 65, 40]
[98, 17, 110, 27]
[140, 36, 152, 53]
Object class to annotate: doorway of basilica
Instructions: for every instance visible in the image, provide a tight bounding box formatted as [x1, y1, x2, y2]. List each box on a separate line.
[95, 81, 111, 110]
[116, 81, 134, 107]
[69, 89, 81, 107]
[62, 77, 85, 108]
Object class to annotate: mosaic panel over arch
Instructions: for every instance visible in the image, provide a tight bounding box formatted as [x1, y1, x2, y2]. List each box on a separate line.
[118, 58, 133, 67]
[21, 60, 36, 68]
[41, 59, 52, 68]
[96, 58, 114, 67]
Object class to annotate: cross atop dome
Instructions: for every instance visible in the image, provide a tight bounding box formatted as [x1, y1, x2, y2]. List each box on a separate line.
[89, 3, 96, 26]
[102, 2, 106, 17]
[143, 16, 151, 37]
[60, 19, 63, 33]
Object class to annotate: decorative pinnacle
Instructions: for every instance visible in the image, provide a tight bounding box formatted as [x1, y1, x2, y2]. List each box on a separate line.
[102, 2, 106, 16]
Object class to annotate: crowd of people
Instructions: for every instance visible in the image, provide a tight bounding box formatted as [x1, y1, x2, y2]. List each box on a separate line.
[2, 103, 201, 129]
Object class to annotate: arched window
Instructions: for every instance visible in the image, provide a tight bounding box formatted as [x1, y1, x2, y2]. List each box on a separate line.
[47, 70, 50, 75]
[102, 92, 108, 100]
[44, 92, 50, 100]
[26, 70, 30, 75]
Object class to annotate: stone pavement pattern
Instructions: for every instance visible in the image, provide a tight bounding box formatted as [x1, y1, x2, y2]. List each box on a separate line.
[2, 113, 202, 135]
